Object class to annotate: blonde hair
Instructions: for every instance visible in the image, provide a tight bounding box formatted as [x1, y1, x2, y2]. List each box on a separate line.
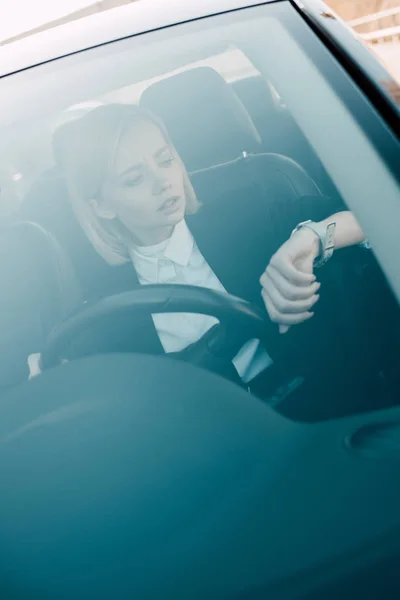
[53, 103, 200, 265]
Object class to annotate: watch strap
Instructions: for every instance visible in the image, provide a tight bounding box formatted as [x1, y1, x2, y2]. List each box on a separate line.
[291, 220, 336, 267]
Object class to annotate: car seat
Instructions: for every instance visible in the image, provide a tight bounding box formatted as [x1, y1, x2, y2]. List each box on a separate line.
[231, 75, 336, 195]
[140, 66, 322, 203]
[0, 220, 82, 388]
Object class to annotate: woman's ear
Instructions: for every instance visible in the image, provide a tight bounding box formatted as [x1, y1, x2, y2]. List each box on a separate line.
[89, 198, 116, 220]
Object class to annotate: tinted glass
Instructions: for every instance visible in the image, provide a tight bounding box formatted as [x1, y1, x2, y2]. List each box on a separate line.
[0, 1, 399, 421]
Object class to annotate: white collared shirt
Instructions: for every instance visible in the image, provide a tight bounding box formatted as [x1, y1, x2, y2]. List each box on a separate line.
[130, 219, 272, 383]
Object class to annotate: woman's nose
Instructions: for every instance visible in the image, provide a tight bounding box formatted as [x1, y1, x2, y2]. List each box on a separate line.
[151, 169, 171, 195]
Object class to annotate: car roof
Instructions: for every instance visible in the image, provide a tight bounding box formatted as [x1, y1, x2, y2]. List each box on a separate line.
[0, 0, 276, 78]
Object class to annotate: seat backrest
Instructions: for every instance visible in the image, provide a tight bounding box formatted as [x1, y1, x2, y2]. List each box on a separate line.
[140, 66, 261, 172]
[230, 76, 282, 144]
[190, 152, 320, 206]
[141, 67, 321, 204]
[231, 75, 335, 194]
[0, 221, 82, 387]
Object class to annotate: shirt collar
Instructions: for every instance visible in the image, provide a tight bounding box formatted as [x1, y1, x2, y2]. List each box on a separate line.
[163, 219, 194, 266]
[130, 219, 194, 283]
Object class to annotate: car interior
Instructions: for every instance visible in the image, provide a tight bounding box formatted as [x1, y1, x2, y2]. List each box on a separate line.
[0, 39, 397, 421]
[0, 4, 400, 598]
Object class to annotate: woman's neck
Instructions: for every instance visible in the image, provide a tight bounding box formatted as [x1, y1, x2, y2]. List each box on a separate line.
[123, 224, 174, 247]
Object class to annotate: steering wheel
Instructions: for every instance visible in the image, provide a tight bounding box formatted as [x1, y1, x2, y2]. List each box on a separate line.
[40, 284, 270, 375]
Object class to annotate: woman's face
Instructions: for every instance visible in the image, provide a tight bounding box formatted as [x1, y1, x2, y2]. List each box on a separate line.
[99, 119, 186, 240]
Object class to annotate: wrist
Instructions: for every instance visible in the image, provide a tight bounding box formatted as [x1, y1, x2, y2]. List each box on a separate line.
[291, 219, 336, 267]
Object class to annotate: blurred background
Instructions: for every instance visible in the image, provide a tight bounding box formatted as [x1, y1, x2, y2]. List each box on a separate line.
[330, 0, 400, 80]
[0, 0, 399, 81]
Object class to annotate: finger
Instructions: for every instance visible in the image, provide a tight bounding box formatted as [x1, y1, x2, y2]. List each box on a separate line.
[263, 293, 315, 325]
[263, 271, 318, 313]
[263, 276, 320, 314]
[264, 265, 320, 301]
[262, 290, 315, 326]
[297, 249, 315, 275]
[269, 254, 316, 285]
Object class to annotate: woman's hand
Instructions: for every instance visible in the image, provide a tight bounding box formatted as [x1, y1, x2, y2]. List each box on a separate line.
[260, 211, 367, 333]
[27, 353, 42, 379]
[27, 353, 68, 379]
[260, 228, 321, 334]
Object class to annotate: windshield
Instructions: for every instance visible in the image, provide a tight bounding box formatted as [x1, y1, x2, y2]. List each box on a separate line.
[0, 1, 399, 421]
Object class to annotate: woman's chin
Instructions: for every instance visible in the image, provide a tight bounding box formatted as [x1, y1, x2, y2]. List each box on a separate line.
[164, 206, 185, 225]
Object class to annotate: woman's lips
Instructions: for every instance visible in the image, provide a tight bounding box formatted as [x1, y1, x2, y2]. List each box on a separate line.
[158, 196, 181, 214]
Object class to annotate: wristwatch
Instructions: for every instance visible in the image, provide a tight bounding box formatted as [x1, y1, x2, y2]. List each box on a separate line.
[291, 219, 336, 267]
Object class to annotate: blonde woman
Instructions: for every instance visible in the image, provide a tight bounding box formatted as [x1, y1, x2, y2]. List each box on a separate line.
[51, 103, 275, 384]
[40, 103, 367, 394]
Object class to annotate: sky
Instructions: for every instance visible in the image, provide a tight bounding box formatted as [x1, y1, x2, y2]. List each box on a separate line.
[0, 0, 98, 41]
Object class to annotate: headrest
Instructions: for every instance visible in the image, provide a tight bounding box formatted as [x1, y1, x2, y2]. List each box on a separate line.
[140, 67, 261, 172]
[231, 76, 282, 126]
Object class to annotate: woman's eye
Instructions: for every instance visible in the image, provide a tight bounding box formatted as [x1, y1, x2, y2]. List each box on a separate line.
[159, 156, 174, 167]
[124, 175, 143, 187]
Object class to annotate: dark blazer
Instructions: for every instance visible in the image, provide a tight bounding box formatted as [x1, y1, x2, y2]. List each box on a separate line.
[77, 188, 345, 374]
[21, 171, 355, 391]
[18, 174, 399, 419]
